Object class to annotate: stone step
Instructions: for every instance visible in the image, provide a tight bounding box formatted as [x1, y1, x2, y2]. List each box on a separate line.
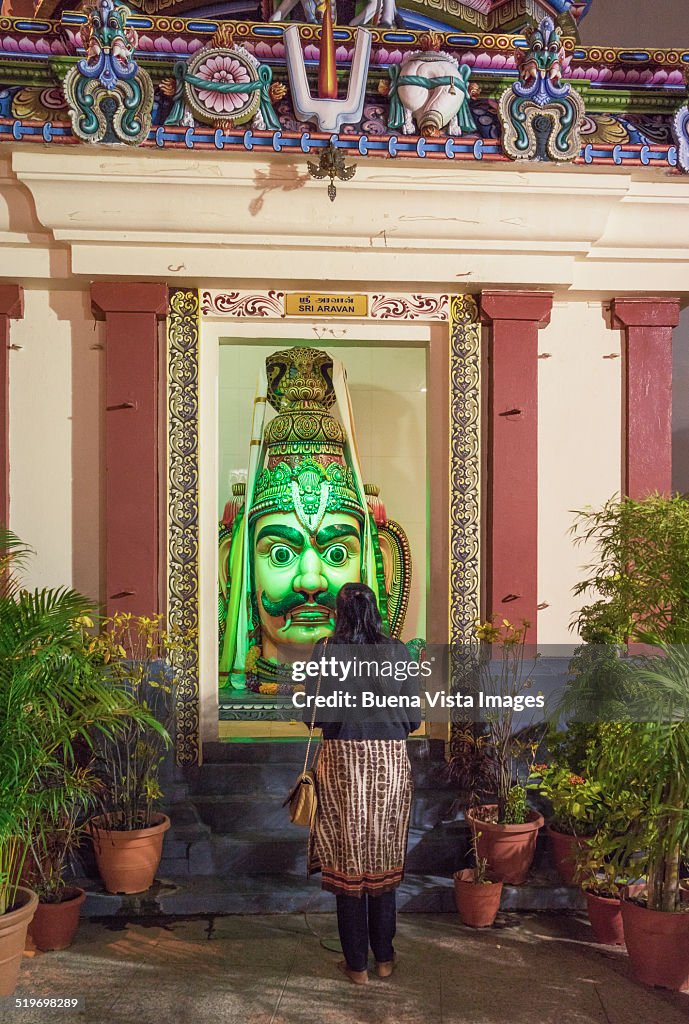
[184, 758, 453, 796]
[200, 737, 445, 765]
[76, 869, 586, 919]
[165, 819, 476, 879]
[187, 788, 460, 835]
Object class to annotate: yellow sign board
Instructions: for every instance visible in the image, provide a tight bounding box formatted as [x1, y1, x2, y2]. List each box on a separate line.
[284, 293, 368, 317]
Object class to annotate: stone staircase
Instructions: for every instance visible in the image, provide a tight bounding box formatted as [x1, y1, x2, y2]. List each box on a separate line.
[77, 737, 585, 917]
[160, 738, 464, 883]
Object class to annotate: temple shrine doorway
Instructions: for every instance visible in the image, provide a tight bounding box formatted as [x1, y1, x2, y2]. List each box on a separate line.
[167, 292, 481, 760]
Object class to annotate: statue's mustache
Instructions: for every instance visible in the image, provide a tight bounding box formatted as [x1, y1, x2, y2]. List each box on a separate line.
[261, 590, 337, 618]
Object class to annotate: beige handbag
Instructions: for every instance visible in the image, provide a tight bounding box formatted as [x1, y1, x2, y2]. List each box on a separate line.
[284, 656, 323, 828]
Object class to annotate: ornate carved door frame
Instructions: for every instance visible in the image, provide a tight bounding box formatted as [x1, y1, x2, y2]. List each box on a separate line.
[166, 289, 481, 765]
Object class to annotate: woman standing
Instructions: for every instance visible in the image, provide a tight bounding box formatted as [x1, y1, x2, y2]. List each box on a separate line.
[304, 582, 420, 985]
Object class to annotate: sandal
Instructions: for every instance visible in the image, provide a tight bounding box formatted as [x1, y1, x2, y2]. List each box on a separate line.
[337, 960, 369, 985]
[375, 959, 396, 979]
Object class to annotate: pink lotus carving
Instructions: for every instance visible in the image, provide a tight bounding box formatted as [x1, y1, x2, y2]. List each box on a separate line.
[195, 54, 251, 113]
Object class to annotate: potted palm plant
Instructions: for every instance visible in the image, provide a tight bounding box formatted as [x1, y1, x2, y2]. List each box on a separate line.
[89, 613, 192, 895]
[0, 529, 155, 993]
[559, 495, 689, 988]
[593, 648, 689, 990]
[461, 620, 545, 885]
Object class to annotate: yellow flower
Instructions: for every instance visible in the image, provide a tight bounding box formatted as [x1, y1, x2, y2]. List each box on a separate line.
[245, 646, 261, 672]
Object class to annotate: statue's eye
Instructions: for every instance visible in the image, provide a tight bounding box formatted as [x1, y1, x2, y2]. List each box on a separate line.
[324, 544, 349, 567]
[270, 545, 296, 567]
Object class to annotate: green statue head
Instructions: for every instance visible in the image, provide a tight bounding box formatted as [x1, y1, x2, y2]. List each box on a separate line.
[249, 349, 367, 660]
[219, 345, 412, 693]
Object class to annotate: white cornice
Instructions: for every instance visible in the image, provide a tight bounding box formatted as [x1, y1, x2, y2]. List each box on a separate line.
[6, 147, 689, 295]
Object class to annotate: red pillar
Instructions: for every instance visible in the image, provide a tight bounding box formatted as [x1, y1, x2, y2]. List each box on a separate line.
[611, 297, 680, 499]
[481, 290, 553, 639]
[0, 285, 24, 529]
[91, 283, 168, 618]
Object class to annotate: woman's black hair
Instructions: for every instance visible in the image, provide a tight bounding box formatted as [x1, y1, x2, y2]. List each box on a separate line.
[331, 583, 388, 645]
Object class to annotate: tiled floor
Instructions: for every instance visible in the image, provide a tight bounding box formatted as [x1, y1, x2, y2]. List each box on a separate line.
[10, 911, 689, 1024]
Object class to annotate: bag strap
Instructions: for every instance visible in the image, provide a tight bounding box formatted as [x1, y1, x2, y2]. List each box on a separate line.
[301, 638, 327, 775]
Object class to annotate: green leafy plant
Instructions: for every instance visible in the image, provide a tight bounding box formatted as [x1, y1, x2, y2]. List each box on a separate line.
[558, 496, 689, 913]
[589, 647, 689, 913]
[570, 493, 689, 645]
[503, 784, 528, 825]
[0, 528, 157, 915]
[578, 837, 629, 900]
[91, 613, 194, 831]
[527, 763, 604, 837]
[23, 765, 101, 904]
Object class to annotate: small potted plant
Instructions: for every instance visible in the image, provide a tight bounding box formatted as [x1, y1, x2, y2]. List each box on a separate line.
[527, 761, 604, 884]
[24, 765, 100, 951]
[576, 845, 628, 946]
[461, 620, 545, 885]
[454, 830, 503, 928]
[89, 613, 193, 895]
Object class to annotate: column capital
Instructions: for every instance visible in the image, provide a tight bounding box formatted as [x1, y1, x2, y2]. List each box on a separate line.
[611, 297, 680, 330]
[91, 282, 168, 319]
[480, 290, 553, 326]
[0, 285, 24, 320]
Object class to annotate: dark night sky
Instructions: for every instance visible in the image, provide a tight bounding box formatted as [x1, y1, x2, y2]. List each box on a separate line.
[581, 0, 687, 47]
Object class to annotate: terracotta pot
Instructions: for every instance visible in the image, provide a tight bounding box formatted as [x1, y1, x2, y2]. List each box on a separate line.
[453, 869, 503, 928]
[28, 888, 86, 952]
[0, 887, 38, 996]
[584, 890, 624, 945]
[90, 814, 170, 894]
[466, 805, 544, 885]
[548, 827, 589, 885]
[621, 896, 689, 991]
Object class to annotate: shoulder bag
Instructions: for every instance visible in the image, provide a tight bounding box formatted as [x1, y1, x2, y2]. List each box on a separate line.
[283, 645, 325, 827]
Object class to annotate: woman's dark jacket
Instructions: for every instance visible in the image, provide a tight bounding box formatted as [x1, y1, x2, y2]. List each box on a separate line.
[302, 637, 421, 740]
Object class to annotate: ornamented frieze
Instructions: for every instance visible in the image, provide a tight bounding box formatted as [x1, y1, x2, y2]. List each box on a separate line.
[201, 290, 450, 319]
[0, 9, 686, 171]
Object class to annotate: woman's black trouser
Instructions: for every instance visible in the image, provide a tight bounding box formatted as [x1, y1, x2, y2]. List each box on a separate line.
[335, 890, 396, 972]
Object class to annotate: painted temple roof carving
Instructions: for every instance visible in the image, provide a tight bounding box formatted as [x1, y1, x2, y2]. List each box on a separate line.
[2, 0, 594, 29]
[0, 2, 687, 172]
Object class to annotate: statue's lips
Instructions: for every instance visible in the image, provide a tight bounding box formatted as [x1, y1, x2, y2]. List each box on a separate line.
[288, 606, 331, 625]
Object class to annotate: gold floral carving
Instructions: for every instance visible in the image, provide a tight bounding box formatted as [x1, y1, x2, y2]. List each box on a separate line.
[449, 294, 481, 645]
[168, 288, 201, 766]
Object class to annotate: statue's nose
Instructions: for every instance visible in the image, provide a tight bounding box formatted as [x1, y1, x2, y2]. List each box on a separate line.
[294, 548, 328, 598]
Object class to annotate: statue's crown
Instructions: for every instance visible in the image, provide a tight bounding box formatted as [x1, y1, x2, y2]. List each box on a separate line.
[263, 346, 346, 454]
[250, 346, 364, 528]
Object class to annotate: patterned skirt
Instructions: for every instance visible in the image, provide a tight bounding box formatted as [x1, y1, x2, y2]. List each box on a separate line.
[307, 739, 413, 897]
